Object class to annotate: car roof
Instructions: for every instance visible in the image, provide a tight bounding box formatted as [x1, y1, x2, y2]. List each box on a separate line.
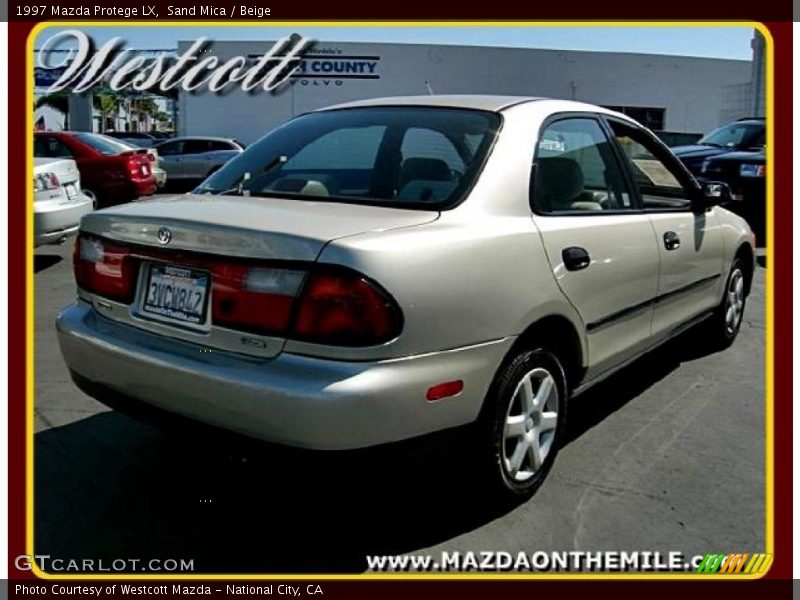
[319, 95, 546, 112]
[317, 95, 637, 124]
[108, 131, 154, 137]
[37, 131, 109, 137]
[159, 136, 236, 143]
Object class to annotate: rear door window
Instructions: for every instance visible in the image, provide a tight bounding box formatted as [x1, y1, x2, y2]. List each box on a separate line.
[532, 117, 633, 213]
[183, 140, 213, 154]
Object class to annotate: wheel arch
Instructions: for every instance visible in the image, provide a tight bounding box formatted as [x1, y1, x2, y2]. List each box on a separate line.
[734, 242, 755, 296]
[506, 314, 586, 394]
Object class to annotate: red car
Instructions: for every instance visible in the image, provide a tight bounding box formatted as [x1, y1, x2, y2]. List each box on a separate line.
[34, 132, 157, 207]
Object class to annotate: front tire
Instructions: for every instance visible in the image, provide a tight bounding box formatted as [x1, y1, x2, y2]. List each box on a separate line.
[478, 349, 568, 502]
[702, 258, 747, 350]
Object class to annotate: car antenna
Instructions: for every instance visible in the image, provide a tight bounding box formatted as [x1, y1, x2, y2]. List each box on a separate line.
[424, 81, 435, 95]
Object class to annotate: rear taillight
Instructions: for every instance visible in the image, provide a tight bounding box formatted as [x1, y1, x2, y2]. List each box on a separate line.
[33, 172, 60, 192]
[73, 235, 402, 347]
[127, 156, 149, 177]
[211, 266, 401, 346]
[292, 270, 402, 346]
[74, 235, 135, 302]
[211, 265, 304, 335]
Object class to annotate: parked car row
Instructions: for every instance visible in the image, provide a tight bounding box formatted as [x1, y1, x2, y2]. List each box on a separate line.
[34, 132, 158, 207]
[32, 131, 246, 247]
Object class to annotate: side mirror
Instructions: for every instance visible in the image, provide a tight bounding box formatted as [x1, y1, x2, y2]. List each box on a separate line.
[694, 181, 732, 211]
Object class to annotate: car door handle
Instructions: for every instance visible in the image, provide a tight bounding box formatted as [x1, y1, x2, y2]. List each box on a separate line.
[663, 231, 681, 250]
[562, 246, 591, 271]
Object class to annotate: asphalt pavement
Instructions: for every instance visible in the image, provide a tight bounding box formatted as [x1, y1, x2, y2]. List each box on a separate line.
[33, 238, 767, 574]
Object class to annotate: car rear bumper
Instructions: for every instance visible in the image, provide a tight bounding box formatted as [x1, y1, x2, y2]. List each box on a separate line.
[132, 178, 158, 197]
[34, 196, 93, 246]
[56, 302, 512, 450]
[153, 168, 167, 187]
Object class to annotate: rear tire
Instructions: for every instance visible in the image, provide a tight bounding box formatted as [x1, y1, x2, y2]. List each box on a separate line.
[700, 258, 747, 351]
[83, 189, 98, 210]
[477, 348, 568, 503]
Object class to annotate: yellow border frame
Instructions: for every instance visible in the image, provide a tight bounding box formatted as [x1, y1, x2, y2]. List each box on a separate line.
[25, 19, 775, 581]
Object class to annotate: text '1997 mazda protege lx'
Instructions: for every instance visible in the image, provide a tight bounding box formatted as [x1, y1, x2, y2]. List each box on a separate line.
[57, 96, 755, 500]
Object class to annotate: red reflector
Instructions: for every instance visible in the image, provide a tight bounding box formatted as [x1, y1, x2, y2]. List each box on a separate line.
[293, 271, 401, 346]
[426, 380, 464, 402]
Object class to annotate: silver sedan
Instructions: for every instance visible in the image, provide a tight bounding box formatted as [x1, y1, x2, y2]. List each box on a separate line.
[153, 136, 244, 182]
[56, 96, 755, 500]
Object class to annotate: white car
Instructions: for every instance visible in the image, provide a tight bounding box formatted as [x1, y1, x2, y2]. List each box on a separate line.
[34, 158, 93, 246]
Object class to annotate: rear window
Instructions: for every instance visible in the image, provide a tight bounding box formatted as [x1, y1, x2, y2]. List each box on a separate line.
[74, 133, 130, 155]
[196, 107, 501, 209]
[34, 136, 73, 158]
[108, 131, 152, 139]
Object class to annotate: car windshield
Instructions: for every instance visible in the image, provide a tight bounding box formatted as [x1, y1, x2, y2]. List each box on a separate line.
[196, 107, 501, 209]
[699, 122, 764, 149]
[74, 133, 132, 155]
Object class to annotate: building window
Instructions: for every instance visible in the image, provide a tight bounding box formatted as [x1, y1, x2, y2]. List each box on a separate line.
[603, 106, 666, 131]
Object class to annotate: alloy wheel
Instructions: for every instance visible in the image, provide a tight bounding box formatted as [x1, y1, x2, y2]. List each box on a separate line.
[502, 367, 559, 482]
[725, 268, 745, 335]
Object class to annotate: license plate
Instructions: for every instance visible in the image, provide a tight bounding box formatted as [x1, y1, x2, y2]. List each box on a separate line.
[141, 264, 210, 326]
[141, 164, 150, 176]
[64, 183, 77, 200]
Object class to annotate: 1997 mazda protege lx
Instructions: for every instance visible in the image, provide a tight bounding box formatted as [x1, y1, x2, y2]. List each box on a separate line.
[57, 96, 755, 500]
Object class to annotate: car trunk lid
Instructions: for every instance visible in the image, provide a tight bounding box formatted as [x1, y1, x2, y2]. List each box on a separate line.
[34, 157, 80, 186]
[80, 193, 439, 261]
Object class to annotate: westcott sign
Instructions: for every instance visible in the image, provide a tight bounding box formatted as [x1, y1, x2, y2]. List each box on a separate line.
[36, 29, 313, 94]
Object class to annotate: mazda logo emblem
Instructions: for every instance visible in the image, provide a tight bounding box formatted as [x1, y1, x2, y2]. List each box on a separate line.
[157, 227, 172, 245]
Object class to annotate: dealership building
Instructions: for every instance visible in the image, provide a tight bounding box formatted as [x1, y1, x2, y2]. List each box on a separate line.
[177, 39, 758, 145]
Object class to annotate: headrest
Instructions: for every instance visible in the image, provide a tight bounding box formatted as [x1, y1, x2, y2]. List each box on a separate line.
[536, 156, 585, 212]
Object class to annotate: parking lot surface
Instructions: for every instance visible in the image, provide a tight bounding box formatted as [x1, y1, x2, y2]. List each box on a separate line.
[34, 238, 767, 574]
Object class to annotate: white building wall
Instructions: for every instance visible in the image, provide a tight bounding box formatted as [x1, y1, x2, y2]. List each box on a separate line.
[178, 40, 752, 144]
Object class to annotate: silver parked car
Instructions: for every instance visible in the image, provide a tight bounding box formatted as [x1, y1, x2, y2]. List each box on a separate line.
[56, 96, 755, 499]
[153, 136, 244, 182]
[34, 157, 93, 246]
